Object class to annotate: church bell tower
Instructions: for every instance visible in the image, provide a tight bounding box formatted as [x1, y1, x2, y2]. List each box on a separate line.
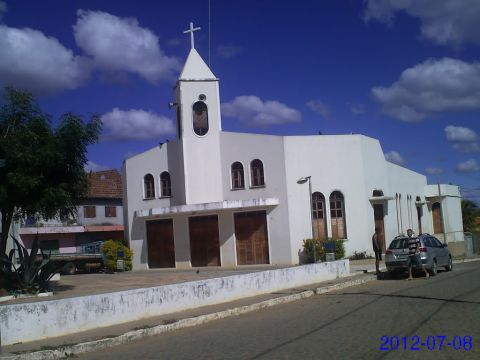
[173, 23, 223, 205]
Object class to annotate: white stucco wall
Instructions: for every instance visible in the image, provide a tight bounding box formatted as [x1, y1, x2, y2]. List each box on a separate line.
[220, 132, 293, 265]
[425, 184, 463, 242]
[77, 203, 123, 226]
[284, 135, 371, 258]
[283, 134, 429, 257]
[384, 162, 429, 240]
[124, 144, 176, 269]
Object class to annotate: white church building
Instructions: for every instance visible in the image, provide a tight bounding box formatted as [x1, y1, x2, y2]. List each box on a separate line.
[122, 30, 464, 270]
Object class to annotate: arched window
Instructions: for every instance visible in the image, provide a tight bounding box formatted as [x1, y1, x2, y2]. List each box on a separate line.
[231, 162, 245, 190]
[192, 101, 209, 136]
[250, 159, 265, 187]
[432, 202, 442, 234]
[330, 191, 347, 239]
[312, 192, 327, 240]
[160, 171, 172, 197]
[144, 174, 155, 199]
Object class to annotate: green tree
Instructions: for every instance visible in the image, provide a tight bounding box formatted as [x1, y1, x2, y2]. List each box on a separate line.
[0, 87, 102, 254]
[461, 199, 479, 232]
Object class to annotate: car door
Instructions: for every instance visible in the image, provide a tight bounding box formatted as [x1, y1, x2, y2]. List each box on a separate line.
[433, 237, 448, 266]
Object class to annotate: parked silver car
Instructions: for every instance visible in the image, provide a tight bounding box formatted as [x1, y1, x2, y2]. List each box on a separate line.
[385, 234, 453, 277]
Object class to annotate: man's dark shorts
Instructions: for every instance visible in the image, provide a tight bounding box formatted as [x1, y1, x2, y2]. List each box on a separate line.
[407, 254, 421, 268]
[374, 250, 382, 261]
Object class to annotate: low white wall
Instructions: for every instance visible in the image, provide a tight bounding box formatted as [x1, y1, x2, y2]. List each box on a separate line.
[0, 260, 349, 345]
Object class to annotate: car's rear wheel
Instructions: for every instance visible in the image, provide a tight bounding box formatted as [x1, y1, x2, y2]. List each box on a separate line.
[445, 256, 453, 271]
[429, 259, 438, 276]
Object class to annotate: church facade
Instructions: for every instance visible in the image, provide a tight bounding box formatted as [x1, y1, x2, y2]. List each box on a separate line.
[122, 46, 464, 270]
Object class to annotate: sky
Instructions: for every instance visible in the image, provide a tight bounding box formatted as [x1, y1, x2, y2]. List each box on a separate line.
[0, 0, 479, 204]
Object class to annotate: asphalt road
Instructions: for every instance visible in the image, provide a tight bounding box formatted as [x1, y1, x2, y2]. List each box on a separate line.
[79, 261, 480, 359]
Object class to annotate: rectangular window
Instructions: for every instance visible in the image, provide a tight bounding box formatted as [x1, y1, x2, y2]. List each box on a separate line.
[105, 206, 117, 218]
[84, 206, 96, 218]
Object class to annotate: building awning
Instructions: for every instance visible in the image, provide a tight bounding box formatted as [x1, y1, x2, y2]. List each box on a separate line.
[84, 225, 124, 232]
[135, 198, 279, 218]
[19, 225, 124, 235]
[368, 196, 394, 203]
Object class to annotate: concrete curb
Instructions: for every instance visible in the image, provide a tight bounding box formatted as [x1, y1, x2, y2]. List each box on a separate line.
[315, 275, 376, 294]
[453, 257, 480, 264]
[0, 274, 379, 360]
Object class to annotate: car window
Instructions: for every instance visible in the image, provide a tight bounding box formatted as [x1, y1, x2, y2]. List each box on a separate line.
[389, 238, 408, 249]
[422, 237, 433, 247]
[433, 237, 443, 248]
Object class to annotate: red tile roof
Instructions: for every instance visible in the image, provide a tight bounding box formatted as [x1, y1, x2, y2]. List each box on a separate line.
[86, 170, 122, 199]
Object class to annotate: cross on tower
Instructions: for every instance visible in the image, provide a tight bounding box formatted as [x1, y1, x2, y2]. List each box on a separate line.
[183, 22, 201, 49]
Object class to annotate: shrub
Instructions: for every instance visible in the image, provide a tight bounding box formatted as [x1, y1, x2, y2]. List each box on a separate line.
[302, 238, 345, 263]
[101, 240, 133, 271]
[302, 238, 325, 263]
[330, 239, 345, 260]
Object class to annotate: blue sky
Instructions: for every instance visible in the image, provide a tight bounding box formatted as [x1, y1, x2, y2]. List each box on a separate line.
[1, 0, 479, 204]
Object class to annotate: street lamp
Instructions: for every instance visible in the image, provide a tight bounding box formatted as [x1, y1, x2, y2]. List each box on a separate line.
[297, 176, 316, 263]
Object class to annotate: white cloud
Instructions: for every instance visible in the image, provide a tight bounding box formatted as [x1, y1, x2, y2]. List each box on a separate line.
[101, 108, 175, 141]
[445, 125, 480, 153]
[306, 99, 331, 120]
[0, 25, 91, 95]
[384, 151, 404, 166]
[445, 125, 478, 142]
[217, 44, 243, 59]
[371, 58, 480, 122]
[363, 0, 480, 47]
[456, 159, 480, 173]
[425, 167, 443, 175]
[74, 10, 181, 83]
[221, 95, 301, 126]
[84, 161, 110, 172]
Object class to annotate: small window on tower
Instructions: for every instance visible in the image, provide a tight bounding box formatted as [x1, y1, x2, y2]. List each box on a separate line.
[192, 101, 209, 136]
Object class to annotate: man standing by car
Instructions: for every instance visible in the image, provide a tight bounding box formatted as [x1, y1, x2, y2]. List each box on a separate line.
[372, 227, 382, 274]
[407, 229, 429, 280]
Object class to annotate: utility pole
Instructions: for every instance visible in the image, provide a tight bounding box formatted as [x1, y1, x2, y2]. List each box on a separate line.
[437, 178, 447, 244]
